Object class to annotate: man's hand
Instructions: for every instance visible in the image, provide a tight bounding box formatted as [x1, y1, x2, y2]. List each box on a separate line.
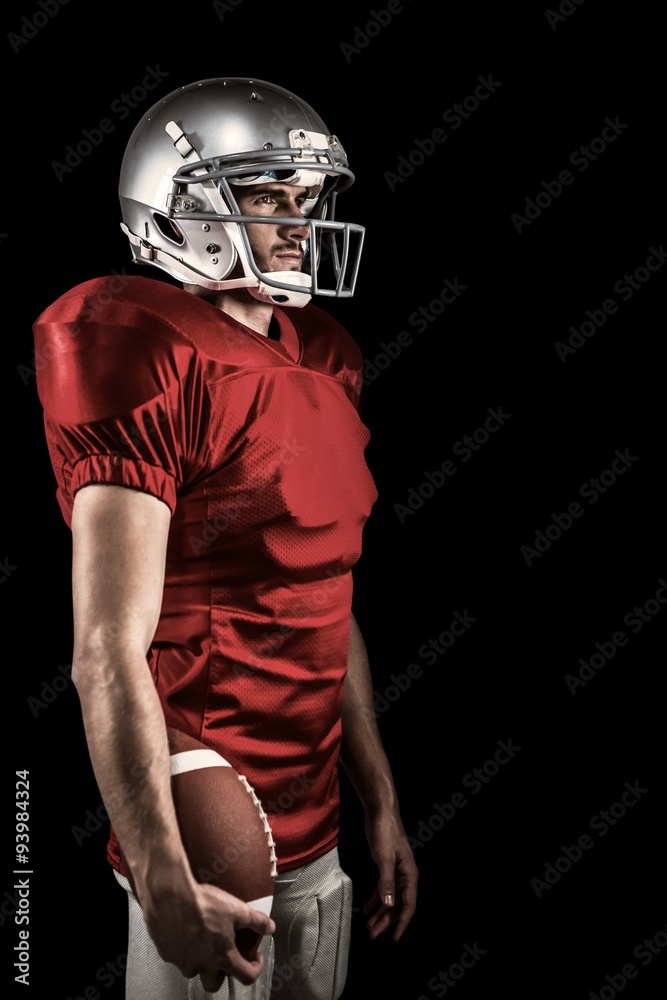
[362, 809, 419, 942]
[142, 877, 275, 992]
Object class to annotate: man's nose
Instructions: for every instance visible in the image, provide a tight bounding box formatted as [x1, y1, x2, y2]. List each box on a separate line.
[280, 208, 309, 241]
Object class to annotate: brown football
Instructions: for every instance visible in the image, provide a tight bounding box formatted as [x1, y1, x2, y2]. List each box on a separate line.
[122, 726, 276, 959]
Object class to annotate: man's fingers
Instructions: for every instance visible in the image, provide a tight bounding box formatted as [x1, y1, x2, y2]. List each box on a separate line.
[236, 927, 261, 960]
[367, 904, 392, 939]
[365, 878, 418, 941]
[172, 903, 274, 990]
[362, 887, 379, 914]
[221, 950, 265, 986]
[199, 972, 226, 993]
[378, 874, 396, 909]
[192, 947, 262, 989]
[392, 900, 416, 941]
[243, 907, 276, 938]
[221, 905, 275, 984]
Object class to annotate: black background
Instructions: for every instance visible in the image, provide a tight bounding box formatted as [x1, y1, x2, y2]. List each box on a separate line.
[2, 2, 666, 998]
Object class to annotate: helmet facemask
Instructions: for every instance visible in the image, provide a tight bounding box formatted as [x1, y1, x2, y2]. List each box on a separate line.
[162, 133, 364, 307]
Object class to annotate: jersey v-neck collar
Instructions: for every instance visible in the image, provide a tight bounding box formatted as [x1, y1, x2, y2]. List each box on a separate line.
[232, 307, 303, 365]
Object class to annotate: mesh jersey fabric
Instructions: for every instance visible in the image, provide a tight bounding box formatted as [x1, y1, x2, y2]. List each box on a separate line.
[33, 274, 378, 873]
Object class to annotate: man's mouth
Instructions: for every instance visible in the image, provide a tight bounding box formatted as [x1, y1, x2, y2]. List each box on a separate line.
[275, 251, 303, 267]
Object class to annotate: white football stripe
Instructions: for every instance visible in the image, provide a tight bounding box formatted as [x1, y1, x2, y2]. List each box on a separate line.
[247, 895, 273, 917]
[170, 749, 232, 775]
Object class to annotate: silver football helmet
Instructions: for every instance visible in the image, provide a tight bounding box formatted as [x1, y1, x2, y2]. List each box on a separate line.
[118, 77, 364, 307]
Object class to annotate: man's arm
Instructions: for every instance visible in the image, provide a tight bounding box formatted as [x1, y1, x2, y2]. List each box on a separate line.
[70, 484, 274, 991]
[339, 613, 419, 941]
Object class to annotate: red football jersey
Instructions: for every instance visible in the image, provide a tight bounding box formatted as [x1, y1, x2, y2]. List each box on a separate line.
[33, 275, 378, 873]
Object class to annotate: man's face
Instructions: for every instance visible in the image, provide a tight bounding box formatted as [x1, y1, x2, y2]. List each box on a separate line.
[232, 182, 310, 273]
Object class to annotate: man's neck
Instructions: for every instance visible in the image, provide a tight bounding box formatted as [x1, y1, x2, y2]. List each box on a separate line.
[182, 284, 274, 336]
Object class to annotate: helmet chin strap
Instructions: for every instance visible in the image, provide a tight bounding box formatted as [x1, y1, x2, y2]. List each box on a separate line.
[159, 120, 313, 307]
[181, 265, 312, 308]
[121, 223, 312, 307]
[250, 271, 312, 307]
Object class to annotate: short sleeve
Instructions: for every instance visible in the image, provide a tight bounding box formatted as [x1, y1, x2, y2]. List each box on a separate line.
[33, 279, 208, 527]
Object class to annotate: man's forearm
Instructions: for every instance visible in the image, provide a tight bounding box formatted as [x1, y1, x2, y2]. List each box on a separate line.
[339, 614, 398, 815]
[72, 642, 194, 903]
[340, 614, 419, 941]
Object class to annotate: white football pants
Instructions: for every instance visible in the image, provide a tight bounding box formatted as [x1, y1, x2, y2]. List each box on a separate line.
[114, 847, 352, 1000]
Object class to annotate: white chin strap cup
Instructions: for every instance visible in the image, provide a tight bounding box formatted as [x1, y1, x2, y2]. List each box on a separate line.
[251, 270, 312, 308]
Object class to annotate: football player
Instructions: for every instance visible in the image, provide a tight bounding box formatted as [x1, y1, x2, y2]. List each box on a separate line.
[33, 77, 418, 998]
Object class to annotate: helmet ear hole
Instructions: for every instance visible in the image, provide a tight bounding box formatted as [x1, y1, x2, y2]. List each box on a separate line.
[153, 213, 185, 246]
